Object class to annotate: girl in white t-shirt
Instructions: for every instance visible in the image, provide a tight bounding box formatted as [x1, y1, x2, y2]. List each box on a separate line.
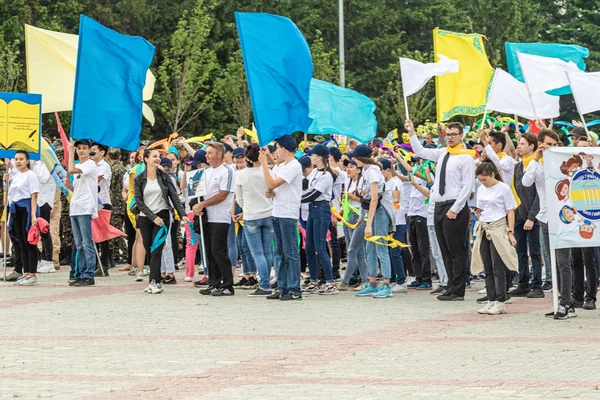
[6, 151, 40, 286]
[474, 160, 517, 315]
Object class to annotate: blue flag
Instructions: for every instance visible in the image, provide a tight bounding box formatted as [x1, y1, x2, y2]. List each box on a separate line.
[505, 42, 588, 96]
[235, 12, 313, 146]
[307, 79, 377, 144]
[71, 15, 155, 150]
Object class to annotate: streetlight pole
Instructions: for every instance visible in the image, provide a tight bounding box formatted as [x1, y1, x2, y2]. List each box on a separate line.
[338, 0, 345, 88]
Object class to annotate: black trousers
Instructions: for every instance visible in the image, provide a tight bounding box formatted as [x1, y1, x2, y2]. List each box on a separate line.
[434, 202, 470, 297]
[205, 222, 234, 289]
[571, 247, 598, 302]
[39, 203, 53, 261]
[480, 235, 507, 302]
[407, 215, 431, 283]
[13, 206, 38, 274]
[328, 222, 341, 276]
[138, 209, 171, 284]
[171, 219, 181, 263]
[124, 214, 136, 265]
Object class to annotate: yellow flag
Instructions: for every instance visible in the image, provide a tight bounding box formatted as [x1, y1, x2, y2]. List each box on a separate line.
[432, 28, 494, 121]
[24, 24, 156, 123]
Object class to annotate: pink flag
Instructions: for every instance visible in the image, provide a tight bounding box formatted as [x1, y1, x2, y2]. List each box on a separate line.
[55, 112, 70, 166]
[92, 209, 126, 243]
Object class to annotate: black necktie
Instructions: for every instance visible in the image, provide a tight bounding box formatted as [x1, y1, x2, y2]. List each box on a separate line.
[438, 152, 451, 196]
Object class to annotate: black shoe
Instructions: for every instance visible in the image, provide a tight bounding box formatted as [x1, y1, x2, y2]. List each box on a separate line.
[266, 292, 281, 300]
[199, 286, 218, 295]
[74, 278, 95, 286]
[94, 269, 109, 277]
[348, 277, 359, 287]
[212, 287, 235, 296]
[430, 285, 446, 295]
[526, 288, 544, 299]
[248, 289, 272, 297]
[69, 278, 81, 286]
[437, 294, 464, 301]
[280, 293, 302, 301]
[163, 275, 177, 285]
[270, 280, 278, 289]
[333, 272, 341, 281]
[193, 277, 209, 288]
[303, 277, 311, 286]
[59, 258, 71, 266]
[438, 287, 450, 297]
[476, 295, 489, 304]
[583, 299, 596, 310]
[554, 304, 577, 320]
[542, 281, 553, 292]
[571, 298, 584, 308]
[508, 286, 530, 297]
[233, 277, 248, 288]
[242, 277, 258, 289]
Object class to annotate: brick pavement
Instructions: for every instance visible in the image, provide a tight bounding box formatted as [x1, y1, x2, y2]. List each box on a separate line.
[2, 268, 600, 399]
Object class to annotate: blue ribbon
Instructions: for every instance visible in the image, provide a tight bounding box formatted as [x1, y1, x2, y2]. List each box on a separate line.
[187, 221, 200, 246]
[150, 224, 169, 253]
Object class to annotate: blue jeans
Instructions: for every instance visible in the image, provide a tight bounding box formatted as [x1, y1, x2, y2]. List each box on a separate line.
[365, 206, 392, 279]
[342, 213, 368, 284]
[244, 217, 274, 292]
[228, 222, 239, 268]
[273, 217, 301, 296]
[389, 224, 407, 285]
[236, 226, 256, 275]
[306, 201, 333, 283]
[71, 215, 95, 280]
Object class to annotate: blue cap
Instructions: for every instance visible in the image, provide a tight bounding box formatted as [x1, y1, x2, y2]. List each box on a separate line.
[223, 143, 234, 153]
[298, 156, 312, 171]
[160, 157, 173, 168]
[275, 135, 298, 153]
[329, 147, 342, 161]
[371, 138, 383, 147]
[74, 138, 93, 148]
[377, 158, 391, 170]
[191, 149, 207, 168]
[267, 144, 276, 153]
[233, 147, 245, 158]
[310, 144, 330, 158]
[347, 144, 372, 158]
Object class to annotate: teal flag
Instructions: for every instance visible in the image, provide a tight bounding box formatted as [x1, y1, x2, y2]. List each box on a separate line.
[505, 42, 588, 96]
[307, 79, 377, 143]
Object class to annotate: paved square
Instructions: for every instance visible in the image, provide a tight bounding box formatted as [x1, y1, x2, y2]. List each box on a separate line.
[2, 269, 600, 399]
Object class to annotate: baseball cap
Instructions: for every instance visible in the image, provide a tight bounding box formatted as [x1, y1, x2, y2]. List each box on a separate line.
[74, 138, 93, 148]
[571, 127, 587, 138]
[371, 138, 383, 147]
[377, 158, 392, 170]
[309, 144, 330, 158]
[160, 157, 173, 168]
[347, 144, 372, 158]
[92, 142, 108, 153]
[233, 147, 245, 158]
[329, 147, 342, 161]
[298, 156, 312, 171]
[267, 144, 276, 153]
[275, 135, 298, 153]
[223, 143, 234, 153]
[191, 149, 207, 168]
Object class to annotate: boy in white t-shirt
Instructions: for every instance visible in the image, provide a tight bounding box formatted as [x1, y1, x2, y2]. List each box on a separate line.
[65, 139, 99, 286]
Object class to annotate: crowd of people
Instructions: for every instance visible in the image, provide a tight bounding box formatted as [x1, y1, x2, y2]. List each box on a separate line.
[2, 121, 599, 319]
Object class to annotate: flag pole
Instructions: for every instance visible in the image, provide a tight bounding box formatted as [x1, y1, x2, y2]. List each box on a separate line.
[565, 70, 593, 141]
[550, 244, 559, 314]
[479, 69, 498, 130]
[3, 159, 8, 282]
[399, 58, 410, 120]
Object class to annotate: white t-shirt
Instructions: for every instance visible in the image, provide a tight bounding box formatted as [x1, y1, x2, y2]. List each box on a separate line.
[345, 176, 362, 210]
[476, 181, 517, 223]
[97, 159, 112, 206]
[385, 176, 403, 226]
[399, 180, 411, 226]
[305, 168, 334, 202]
[332, 168, 347, 210]
[235, 167, 273, 221]
[140, 178, 169, 216]
[272, 159, 303, 219]
[70, 159, 99, 218]
[32, 161, 55, 207]
[203, 164, 234, 224]
[360, 164, 394, 222]
[8, 169, 39, 203]
[408, 176, 428, 218]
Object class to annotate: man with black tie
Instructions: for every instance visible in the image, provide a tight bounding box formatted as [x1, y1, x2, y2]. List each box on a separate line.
[407, 120, 476, 301]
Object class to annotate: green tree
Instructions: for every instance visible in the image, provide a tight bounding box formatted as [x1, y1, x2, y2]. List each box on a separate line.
[310, 29, 339, 84]
[214, 49, 252, 129]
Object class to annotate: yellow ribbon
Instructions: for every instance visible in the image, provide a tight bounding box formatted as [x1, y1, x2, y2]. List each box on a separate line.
[331, 206, 362, 229]
[188, 133, 214, 143]
[521, 153, 536, 169]
[446, 143, 477, 158]
[496, 152, 521, 208]
[365, 234, 410, 248]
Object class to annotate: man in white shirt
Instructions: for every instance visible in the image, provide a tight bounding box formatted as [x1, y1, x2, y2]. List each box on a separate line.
[65, 139, 99, 286]
[90, 143, 112, 275]
[194, 142, 236, 296]
[408, 120, 475, 301]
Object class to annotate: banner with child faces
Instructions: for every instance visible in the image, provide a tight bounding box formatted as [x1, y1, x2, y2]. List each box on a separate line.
[545, 147, 600, 250]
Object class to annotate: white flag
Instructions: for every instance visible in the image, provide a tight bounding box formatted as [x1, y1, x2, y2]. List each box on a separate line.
[517, 52, 580, 95]
[487, 68, 560, 120]
[400, 54, 459, 97]
[567, 70, 600, 115]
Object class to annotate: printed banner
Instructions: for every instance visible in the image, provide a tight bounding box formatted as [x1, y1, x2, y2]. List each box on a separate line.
[545, 147, 600, 249]
[0, 92, 41, 160]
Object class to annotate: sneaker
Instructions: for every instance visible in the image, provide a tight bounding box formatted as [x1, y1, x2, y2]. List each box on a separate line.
[478, 288, 487, 294]
[37, 261, 56, 273]
[233, 277, 249, 288]
[280, 293, 302, 301]
[194, 277, 209, 288]
[437, 294, 464, 301]
[504, 295, 513, 304]
[135, 272, 145, 282]
[16, 274, 28, 283]
[583, 299, 596, 310]
[141, 267, 150, 276]
[430, 285, 446, 295]
[127, 267, 139, 276]
[243, 277, 258, 290]
[3, 271, 22, 282]
[212, 287, 235, 296]
[163, 275, 177, 285]
[199, 286, 219, 295]
[355, 284, 379, 297]
[338, 282, 349, 291]
[476, 295, 489, 304]
[373, 285, 393, 299]
[74, 278, 95, 287]
[554, 304, 577, 320]
[68, 278, 80, 286]
[391, 283, 408, 294]
[571, 298, 584, 309]
[526, 288, 545, 298]
[488, 301, 506, 315]
[266, 291, 281, 300]
[416, 282, 432, 291]
[407, 280, 420, 289]
[319, 283, 338, 295]
[477, 301, 494, 314]
[248, 288, 272, 297]
[184, 276, 193, 282]
[542, 281, 553, 292]
[147, 280, 164, 294]
[508, 285, 530, 297]
[18, 276, 38, 286]
[465, 282, 471, 288]
[302, 283, 320, 294]
[348, 277, 360, 287]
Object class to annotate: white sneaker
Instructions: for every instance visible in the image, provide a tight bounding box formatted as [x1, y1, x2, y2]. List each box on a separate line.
[477, 301, 494, 314]
[37, 261, 56, 273]
[146, 280, 163, 294]
[391, 283, 408, 293]
[19, 276, 39, 286]
[140, 267, 150, 276]
[135, 272, 144, 282]
[184, 276, 193, 282]
[478, 288, 487, 294]
[488, 301, 506, 315]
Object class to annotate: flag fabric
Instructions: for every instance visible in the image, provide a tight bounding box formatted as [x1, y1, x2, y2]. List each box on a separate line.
[432, 28, 494, 121]
[544, 147, 600, 250]
[236, 12, 313, 146]
[55, 112, 70, 165]
[24, 24, 156, 123]
[400, 54, 459, 97]
[517, 53, 580, 96]
[307, 78, 377, 143]
[40, 139, 72, 201]
[505, 42, 588, 96]
[71, 15, 155, 151]
[487, 68, 560, 120]
[566, 70, 600, 115]
[92, 209, 126, 243]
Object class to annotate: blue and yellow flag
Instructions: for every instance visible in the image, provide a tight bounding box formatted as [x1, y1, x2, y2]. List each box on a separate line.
[433, 28, 494, 121]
